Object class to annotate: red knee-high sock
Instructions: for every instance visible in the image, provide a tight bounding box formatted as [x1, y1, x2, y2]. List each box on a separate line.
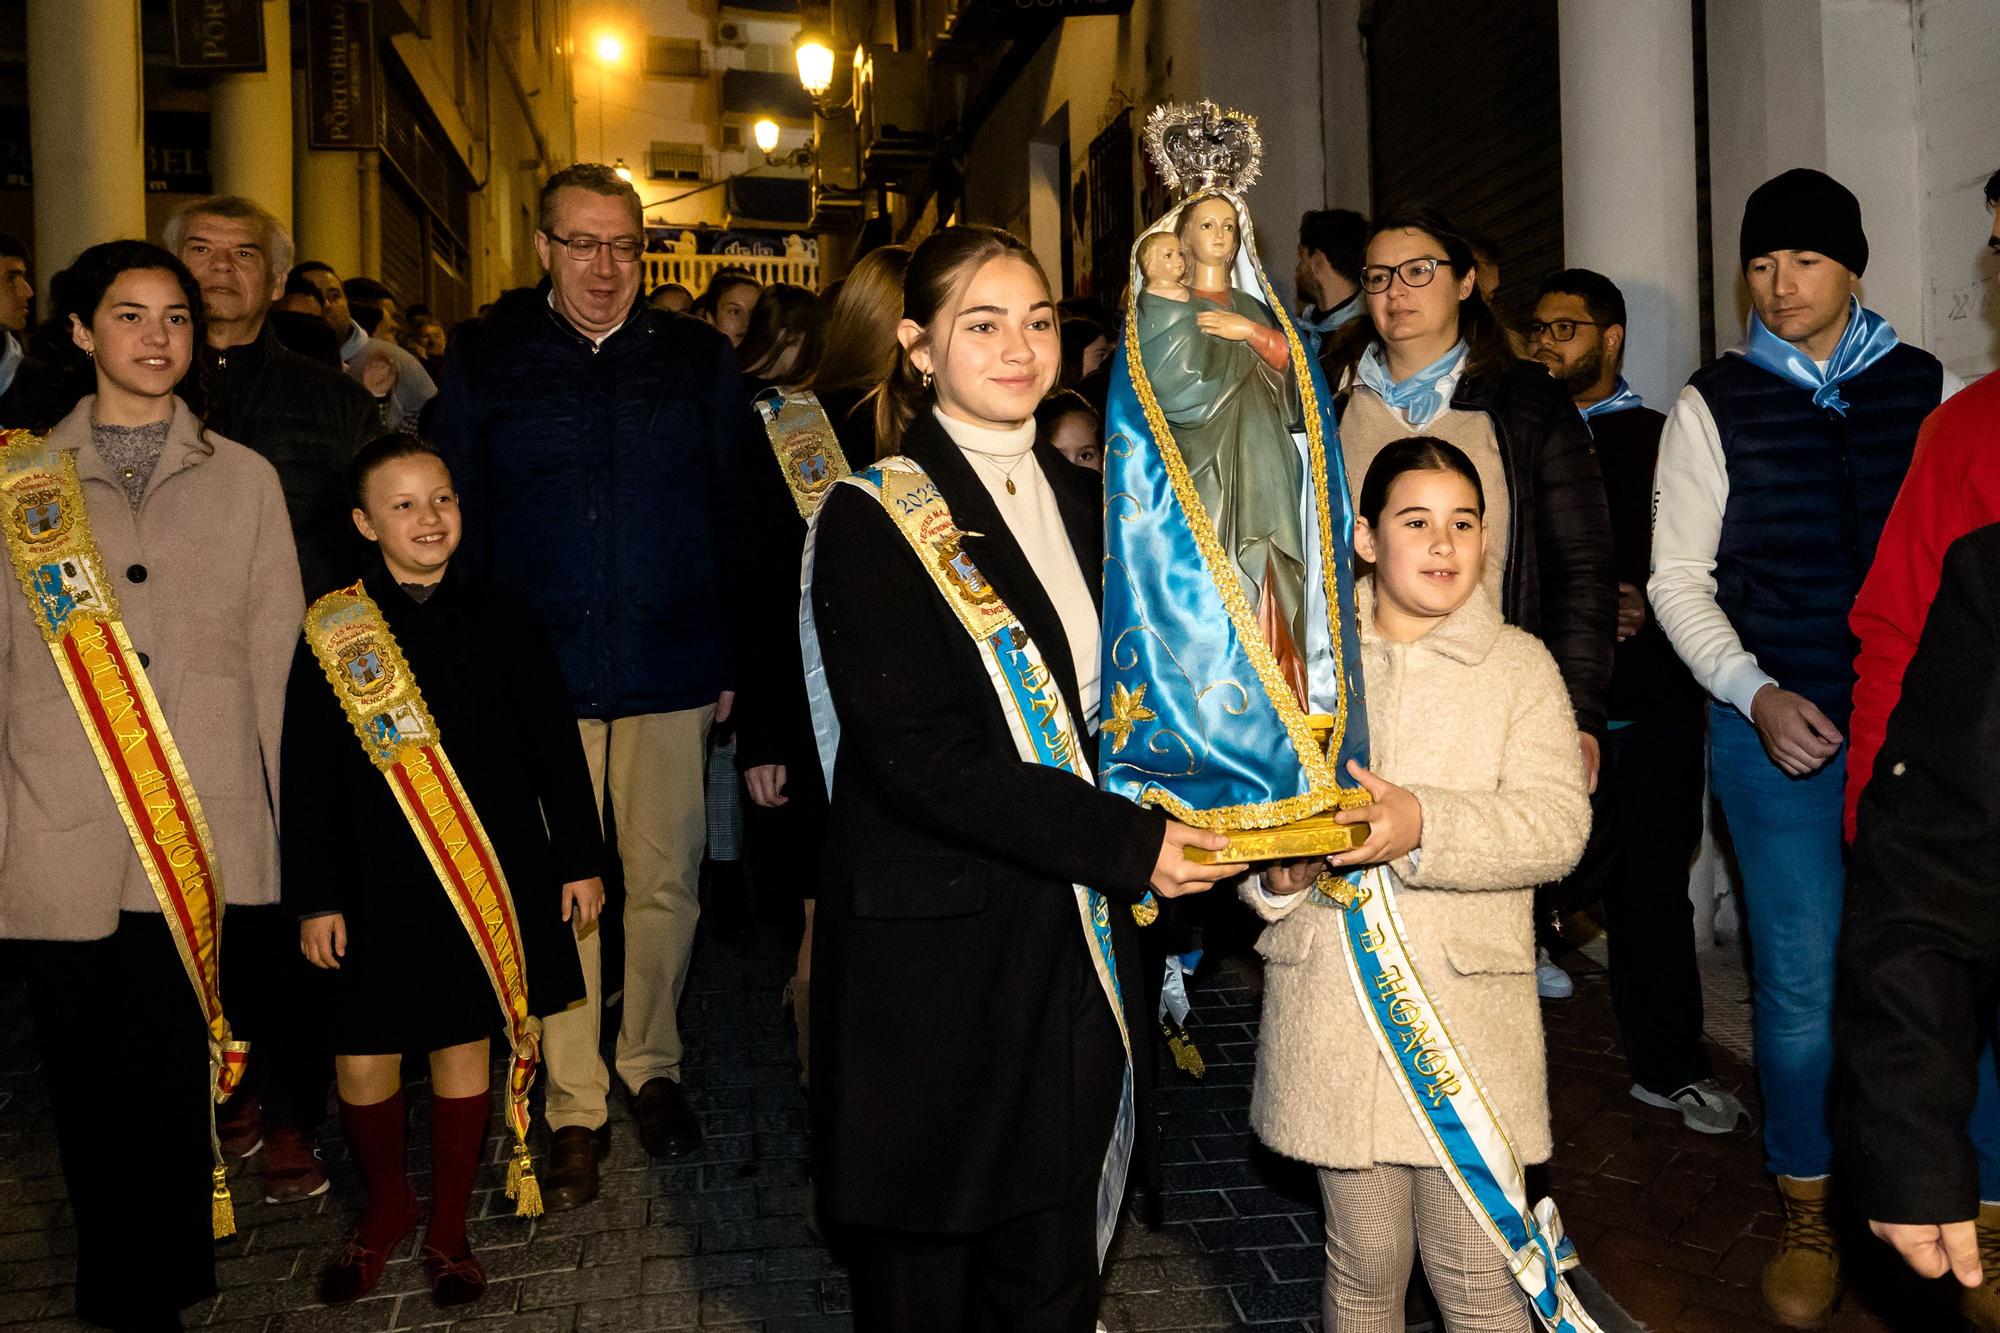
[338, 1092, 416, 1249]
[426, 1090, 489, 1257]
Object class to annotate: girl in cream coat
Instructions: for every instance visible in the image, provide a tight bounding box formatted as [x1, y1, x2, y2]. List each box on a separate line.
[1248, 436, 1591, 1332]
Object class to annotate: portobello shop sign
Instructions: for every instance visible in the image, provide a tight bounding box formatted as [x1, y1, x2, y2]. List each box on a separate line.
[305, 0, 379, 150]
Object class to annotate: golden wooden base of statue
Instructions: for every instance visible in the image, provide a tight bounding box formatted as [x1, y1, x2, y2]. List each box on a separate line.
[1182, 811, 1372, 864]
[1179, 715, 1370, 864]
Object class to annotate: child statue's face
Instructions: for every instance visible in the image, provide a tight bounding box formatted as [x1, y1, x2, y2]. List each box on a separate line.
[1142, 235, 1188, 285]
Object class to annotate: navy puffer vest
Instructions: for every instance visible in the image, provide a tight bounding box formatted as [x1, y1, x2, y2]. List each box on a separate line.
[1692, 342, 1941, 725]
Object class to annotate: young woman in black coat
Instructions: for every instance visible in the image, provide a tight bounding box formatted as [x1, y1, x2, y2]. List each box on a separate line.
[805, 226, 1243, 1332]
[283, 437, 604, 1310]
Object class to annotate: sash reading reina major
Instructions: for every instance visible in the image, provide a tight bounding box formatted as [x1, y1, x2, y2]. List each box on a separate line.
[303, 582, 546, 1218]
[0, 430, 249, 1238]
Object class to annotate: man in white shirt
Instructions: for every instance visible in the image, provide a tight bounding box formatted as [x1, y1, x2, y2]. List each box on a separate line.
[291, 261, 437, 430]
[1649, 167, 1958, 1330]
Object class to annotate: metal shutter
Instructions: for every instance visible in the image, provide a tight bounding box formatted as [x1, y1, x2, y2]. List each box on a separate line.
[1364, 0, 1563, 329]
[380, 175, 427, 313]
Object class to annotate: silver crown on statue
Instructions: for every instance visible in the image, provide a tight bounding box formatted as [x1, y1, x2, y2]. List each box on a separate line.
[1143, 100, 1263, 198]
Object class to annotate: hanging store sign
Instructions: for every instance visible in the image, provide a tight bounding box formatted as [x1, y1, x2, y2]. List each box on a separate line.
[305, 0, 379, 150]
[171, 0, 268, 72]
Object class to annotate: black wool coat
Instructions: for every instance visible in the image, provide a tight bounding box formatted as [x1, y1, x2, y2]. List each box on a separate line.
[807, 411, 1167, 1234]
[1839, 522, 2000, 1224]
[281, 562, 600, 1055]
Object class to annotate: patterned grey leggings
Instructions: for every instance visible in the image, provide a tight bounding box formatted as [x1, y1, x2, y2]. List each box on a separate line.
[1316, 1164, 1532, 1332]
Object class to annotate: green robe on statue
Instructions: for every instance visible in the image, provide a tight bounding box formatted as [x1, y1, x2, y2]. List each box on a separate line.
[1135, 287, 1309, 678]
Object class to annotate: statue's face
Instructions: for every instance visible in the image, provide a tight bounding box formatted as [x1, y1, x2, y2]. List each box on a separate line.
[1141, 235, 1187, 284]
[1178, 198, 1240, 269]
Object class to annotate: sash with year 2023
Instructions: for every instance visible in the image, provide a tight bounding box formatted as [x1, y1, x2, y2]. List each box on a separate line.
[1313, 864, 1604, 1332]
[799, 458, 1158, 1265]
[303, 582, 546, 1217]
[1, 431, 250, 1236]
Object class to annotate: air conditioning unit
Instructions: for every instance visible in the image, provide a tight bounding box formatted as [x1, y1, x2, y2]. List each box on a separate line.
[852, 44, 932, 184]
[716, 20, 748, 46]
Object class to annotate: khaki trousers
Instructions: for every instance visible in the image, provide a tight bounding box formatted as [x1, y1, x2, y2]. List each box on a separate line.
[540, 706, 713, 1131]
[1317, 1164, 1530, 1332]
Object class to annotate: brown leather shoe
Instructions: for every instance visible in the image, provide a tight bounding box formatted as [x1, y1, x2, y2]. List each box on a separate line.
[633, 1077, 701, 1159]
[541, 1124, 610, 1212]
[1961, 1202, 2000, 1332]
[1761, 1175, 1840, 1328]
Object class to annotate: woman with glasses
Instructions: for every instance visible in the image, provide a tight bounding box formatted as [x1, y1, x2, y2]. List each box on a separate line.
[1326, 205, 1615, 836]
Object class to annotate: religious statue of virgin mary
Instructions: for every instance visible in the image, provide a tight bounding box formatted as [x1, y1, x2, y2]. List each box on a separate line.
[1099, 101, 1370, 857]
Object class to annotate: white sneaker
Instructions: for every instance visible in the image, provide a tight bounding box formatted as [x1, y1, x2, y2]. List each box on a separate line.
[1535, 947, 1574, 999]
[1631, 1078, 1748, 1135]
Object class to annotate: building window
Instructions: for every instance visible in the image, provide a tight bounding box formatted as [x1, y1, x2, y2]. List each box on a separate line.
[721, 125, 743, 150]
[646, 36, 707, 78]
[649, 141, 708, 182]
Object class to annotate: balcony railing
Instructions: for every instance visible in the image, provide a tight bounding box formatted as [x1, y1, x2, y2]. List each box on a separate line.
[642, 251, 820, 294]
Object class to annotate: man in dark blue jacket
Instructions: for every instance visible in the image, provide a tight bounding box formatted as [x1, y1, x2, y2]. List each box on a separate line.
[431, 163, 743, 1209]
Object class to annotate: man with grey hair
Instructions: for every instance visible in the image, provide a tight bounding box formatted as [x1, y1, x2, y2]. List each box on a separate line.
[165, 194, 376, 1208]
[433, 163, 743, 1209]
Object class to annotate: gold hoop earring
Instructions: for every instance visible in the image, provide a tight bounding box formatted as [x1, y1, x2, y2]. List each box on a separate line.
[921, 370, 933, 390]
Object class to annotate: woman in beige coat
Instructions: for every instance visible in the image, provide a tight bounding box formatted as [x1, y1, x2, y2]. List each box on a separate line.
[1249, 437, 1590, 1332]
[0, 241, 301, 1330]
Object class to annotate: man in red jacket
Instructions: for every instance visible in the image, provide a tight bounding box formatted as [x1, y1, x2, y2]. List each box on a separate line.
[1844, 165, 1995, 1331]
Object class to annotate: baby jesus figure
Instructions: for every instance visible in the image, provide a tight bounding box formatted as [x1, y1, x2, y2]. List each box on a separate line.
[1138, 232, 1190, 303]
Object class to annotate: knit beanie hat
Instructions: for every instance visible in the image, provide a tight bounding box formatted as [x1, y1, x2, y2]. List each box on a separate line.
[1739, 168, 1869, 275]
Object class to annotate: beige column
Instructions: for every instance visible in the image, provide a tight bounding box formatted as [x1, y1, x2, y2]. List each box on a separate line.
[291, 72, 363, 275]
[210, 0, 294, 230]
[26, 0, 145, 292]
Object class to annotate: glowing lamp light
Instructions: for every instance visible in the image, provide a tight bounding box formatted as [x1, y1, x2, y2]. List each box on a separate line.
[752, 118, 781, 155]
[794, 38, 835, 98]
[612, 159, 632, 183]
[593, 33, 623, 65]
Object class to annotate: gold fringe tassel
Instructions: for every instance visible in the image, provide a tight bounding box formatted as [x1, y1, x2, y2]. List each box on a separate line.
[506, 1139, 543, 1219]
[211, 1164, 236, 1239]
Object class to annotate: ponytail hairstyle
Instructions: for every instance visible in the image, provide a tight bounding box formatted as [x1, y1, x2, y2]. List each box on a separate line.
[1355, 434, 1486, 529]
[1325, 205, 1515, 389]
[873, 225, 1054, 457]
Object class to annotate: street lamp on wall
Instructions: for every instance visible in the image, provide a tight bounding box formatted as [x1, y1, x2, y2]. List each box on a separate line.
[794, 36, 835, 100]
[613, 159, 633, 183]
[753, 118, 780, 155]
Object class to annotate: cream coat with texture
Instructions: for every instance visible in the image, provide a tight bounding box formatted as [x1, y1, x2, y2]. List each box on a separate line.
[1247, 579, 1590, 1169]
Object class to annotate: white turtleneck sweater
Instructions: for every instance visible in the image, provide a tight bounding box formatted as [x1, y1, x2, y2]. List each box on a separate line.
[932, 406, 1102, 725]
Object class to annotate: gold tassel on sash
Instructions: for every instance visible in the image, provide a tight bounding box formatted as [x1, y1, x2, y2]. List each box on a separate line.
[1, 432, 246, 1238]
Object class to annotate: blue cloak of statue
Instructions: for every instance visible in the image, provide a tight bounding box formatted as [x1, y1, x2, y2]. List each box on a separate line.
[1097, 186, 1370, 829]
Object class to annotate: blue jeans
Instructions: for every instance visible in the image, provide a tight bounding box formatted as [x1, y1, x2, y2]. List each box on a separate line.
[1708, 703, 1846, 1178]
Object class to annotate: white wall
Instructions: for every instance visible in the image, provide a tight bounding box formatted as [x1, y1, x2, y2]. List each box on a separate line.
[1703, 0, 1998, 377]
[1913, 0, 2000, 377]
[1317, 0, 1370, 215]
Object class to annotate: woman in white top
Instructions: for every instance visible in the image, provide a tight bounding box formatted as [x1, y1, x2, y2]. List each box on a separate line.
[804, 226, 1241, 1331]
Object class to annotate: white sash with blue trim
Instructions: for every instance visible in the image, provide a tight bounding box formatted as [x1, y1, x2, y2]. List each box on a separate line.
[800, 457, 1137, 1264]
[1317, 865, 1604, 1332]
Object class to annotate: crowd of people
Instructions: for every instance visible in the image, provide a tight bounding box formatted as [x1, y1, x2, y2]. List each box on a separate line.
[0, 153, 1997, 1333]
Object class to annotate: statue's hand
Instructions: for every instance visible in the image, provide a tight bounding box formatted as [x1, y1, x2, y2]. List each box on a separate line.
[1196, 309, 1257, 342]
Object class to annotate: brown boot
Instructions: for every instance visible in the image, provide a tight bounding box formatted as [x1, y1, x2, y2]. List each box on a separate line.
[1761, 1175, 1840, 1328]
[1961, 1202, 2000, 1332]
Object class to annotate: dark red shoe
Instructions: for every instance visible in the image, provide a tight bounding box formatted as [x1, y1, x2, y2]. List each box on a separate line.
[215, 1092, 263, 1163]
[262, 1124, 330, 1204]
[318, 1234, 401, 1306]
[422, 1245, 488, 1308]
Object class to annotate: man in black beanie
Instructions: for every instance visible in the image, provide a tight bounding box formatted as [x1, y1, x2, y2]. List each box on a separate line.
[1649, 166, 1961, 1329]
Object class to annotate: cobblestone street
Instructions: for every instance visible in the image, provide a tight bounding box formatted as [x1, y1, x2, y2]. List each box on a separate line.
[0, 924, 1977, 1331]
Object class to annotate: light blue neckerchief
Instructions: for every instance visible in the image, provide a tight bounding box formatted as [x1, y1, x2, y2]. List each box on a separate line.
[1737, 297, 1900, 416]
[0, 332, 20, 399]
[1578, 378, 1644, 427]
[1357, 339, 1467, 428]
[1298, 294, 1364, 339]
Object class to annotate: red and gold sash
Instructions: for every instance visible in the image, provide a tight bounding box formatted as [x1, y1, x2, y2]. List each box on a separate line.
[0, 430, 247, 1237]
[303, 581, 545, 1216]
